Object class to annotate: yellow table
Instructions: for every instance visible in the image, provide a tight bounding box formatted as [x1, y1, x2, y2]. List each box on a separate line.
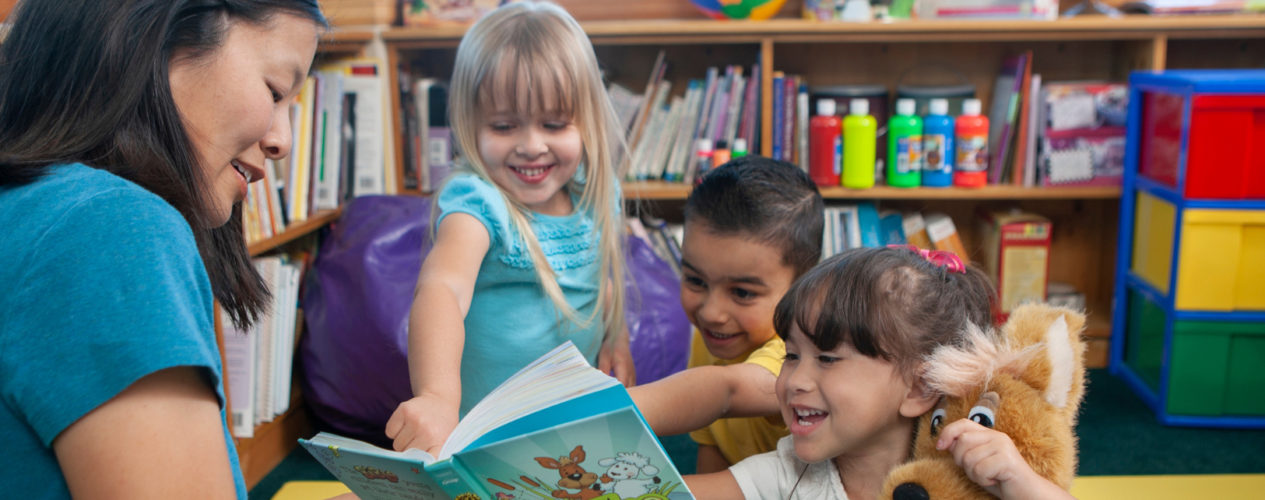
[273, 475, 1265, 500]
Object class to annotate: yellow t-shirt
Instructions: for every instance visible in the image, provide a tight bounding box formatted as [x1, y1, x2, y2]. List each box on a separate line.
[687, 331, 788, 466]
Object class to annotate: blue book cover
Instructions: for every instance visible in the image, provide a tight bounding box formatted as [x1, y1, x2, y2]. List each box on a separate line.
[878, 210, 907, 246]
[300, 342, 693, 500]
[855, 202, 882, 248]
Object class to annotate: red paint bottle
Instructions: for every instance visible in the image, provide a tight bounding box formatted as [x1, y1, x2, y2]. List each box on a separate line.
[809, 98, 842, 186]
[954, 98, 989, 188]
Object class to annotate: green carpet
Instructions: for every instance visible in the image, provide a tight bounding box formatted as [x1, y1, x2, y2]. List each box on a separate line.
[248, 369, 1265, 500]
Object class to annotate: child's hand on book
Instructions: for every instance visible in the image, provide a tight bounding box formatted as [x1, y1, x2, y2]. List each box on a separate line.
[598, 326, 636, 387]
[385, 394, 459, 455]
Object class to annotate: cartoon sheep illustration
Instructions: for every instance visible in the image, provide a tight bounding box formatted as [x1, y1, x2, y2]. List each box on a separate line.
[596, 452, 661, 498]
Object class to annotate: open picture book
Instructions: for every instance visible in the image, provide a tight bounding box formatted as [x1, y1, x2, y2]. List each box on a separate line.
[299, 341, 694, 500]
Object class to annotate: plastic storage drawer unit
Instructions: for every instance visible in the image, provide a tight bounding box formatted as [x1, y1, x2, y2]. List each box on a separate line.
[1134, 70, 1265, 200]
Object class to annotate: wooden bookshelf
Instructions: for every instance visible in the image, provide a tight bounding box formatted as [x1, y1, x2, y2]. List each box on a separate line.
[626, 181, 1121, 201]
[318, 28, 376, 56]
[385, 15, 1265, 373]
[236, 386, 311, 489]
[384, 15, 1265, 43]
[246, 208, 342, 256]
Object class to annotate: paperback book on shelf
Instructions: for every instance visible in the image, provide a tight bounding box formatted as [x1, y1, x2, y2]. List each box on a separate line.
[300, 342, 693, 500]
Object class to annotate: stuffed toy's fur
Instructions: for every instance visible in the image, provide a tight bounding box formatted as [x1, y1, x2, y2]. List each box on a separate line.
[880, 304, 1087, 500]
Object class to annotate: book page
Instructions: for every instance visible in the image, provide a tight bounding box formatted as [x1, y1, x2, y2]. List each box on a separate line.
[441, 342, 619, 458]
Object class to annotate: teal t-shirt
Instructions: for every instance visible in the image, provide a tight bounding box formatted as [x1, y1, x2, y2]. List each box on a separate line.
[0, 164, 247, 498]
[437, 173, 606, 416]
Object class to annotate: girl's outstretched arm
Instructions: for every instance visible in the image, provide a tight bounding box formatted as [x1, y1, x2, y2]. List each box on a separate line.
[684, 470, 745, 500]
[385, 213, 490, 456]
[629, 362, 779, 436]
[937, 419, 1076, 500]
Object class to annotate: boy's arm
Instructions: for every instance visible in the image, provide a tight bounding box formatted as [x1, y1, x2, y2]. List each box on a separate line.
[385, 213, 490, 455]
[629, 362, 779, 436]
[937, 419, 1077, 500]
[695, 444, 730, 474]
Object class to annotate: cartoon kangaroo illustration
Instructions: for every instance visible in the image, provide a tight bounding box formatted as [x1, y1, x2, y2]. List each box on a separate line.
[534, 445, 603, 500]
[597, 452, 662, 498]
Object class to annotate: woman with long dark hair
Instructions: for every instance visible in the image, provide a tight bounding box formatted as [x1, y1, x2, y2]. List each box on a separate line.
[0, 1, 327, 497]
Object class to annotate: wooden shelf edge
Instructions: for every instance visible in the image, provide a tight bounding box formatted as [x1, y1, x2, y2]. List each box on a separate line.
[318, 29, 374, 55]
[383, 14, 1265, 43]
[247, 208, 342, 257]
[624, 181, 1121, 201]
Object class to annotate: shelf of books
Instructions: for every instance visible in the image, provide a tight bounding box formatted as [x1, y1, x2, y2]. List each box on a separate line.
[218, 31, 383, 488]
[626, 181, 1120, 201]
[247, 208, 342, 256]
[387, 14, 1265, 376]
[383, 15, 1265, 43]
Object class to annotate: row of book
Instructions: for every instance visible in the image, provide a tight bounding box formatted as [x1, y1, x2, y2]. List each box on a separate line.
[612, 53, 763, 184]
[243, 58, 397, 245]
[601, 51, 1127, 190]
[222, 255, 306, 438]
[401, 77, 454, 194]
[389, 51, 1128, 197]
[623, 204, 971, 277]
[821, 204, 970, 262]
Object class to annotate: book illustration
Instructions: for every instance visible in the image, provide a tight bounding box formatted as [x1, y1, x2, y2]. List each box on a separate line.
[300, 342, 693, 500]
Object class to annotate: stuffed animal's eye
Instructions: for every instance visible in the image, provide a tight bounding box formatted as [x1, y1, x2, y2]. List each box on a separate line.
[929, 408, 947, 437]
[968, 405, 995, 428]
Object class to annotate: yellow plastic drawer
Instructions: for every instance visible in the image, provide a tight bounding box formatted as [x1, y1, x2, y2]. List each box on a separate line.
[1175, 208, 1265, 311]
[1131, 191, 1176, 295]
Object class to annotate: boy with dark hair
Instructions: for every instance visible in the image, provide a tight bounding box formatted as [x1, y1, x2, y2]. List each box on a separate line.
[631, 155, 824, 473]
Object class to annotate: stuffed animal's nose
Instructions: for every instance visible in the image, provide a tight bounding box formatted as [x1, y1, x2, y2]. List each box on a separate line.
[893, 482, 930, 500]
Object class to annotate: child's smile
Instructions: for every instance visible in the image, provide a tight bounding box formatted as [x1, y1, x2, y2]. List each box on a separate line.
[679, 223, 796, 361]
[778, 325, 920, 464]
[507, 163, 557, 182]
[789, 405, 829, 435]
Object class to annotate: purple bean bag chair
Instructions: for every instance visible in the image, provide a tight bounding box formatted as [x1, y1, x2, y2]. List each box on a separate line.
[300, 195, 690, 444]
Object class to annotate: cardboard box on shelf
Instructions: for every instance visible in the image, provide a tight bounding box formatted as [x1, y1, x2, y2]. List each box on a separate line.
[979, 210, 1052, 322]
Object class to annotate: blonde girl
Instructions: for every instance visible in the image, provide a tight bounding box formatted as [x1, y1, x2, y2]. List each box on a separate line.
[386, 1, 631, 455]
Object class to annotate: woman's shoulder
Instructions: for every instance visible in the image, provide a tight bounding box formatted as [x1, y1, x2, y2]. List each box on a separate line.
[27, 164, 185, 222]
[11, 164, 194, 254]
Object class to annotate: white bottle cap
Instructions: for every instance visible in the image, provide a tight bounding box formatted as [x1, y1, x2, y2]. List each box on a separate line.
[696, 137, 713, 153]
[962, 98, 982, 116]
[849, 98, 869, 116]
[817, 98, 837, 117]
[929, 98, 949, 116]
[733, 137, 748, 153]
[896, 98, 916, 116]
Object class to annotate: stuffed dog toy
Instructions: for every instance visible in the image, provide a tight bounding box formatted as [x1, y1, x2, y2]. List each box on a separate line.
[880, 304, 1087, 500]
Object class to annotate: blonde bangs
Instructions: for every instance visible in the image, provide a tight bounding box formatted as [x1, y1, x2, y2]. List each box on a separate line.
[477, 49, 579, 120]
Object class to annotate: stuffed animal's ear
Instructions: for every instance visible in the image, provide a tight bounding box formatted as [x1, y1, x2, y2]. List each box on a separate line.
[1044, 315, 1075, 409]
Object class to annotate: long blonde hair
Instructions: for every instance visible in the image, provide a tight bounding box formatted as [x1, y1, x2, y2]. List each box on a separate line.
[446, 1, 627, 338]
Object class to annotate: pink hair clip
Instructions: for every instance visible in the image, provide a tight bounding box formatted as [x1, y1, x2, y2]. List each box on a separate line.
[887, 244, 966, 274]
